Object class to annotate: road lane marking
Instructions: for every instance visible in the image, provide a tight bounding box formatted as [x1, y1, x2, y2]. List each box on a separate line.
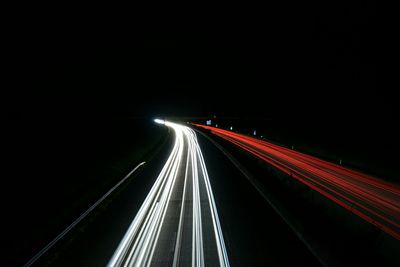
[23, 161, 146, 267]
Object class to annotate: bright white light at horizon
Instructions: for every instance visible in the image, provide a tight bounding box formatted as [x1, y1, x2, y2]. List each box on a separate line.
[154, 119, 165, 124]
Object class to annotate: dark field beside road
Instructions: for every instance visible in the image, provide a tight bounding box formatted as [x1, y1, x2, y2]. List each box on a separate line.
[4, 116, 168, 266]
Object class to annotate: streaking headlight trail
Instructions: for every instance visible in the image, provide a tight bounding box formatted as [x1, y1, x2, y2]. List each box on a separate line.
[154, 118, 165, 125]
[108, 121, 229, 267]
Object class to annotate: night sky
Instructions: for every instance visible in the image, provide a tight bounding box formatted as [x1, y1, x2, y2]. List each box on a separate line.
[8, 1, 388, 124]
[7, 1, 398, 171]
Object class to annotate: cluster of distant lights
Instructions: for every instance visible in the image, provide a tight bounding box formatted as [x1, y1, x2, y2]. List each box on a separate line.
[206, 119, 260, 137]
[156, 118, 259, 136]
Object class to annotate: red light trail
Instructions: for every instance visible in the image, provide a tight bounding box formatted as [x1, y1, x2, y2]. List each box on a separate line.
[194, 124, 400, 240]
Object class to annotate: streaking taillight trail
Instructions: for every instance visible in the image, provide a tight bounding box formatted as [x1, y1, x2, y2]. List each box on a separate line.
[195, 124, 400, 240]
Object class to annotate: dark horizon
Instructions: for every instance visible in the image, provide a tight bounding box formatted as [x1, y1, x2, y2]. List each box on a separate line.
[7, 1, 389, 125]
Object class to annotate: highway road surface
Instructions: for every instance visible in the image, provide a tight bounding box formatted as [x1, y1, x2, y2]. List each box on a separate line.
[23, 119, 399, 266]
[195, 124, 400, 240]
[108, 120, 229, 266]
[20, 120, 321, 266]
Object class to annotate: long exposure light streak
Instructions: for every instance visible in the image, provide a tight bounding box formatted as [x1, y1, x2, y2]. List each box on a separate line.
[195, 124, 400, 240]
[108, 121, 229, 266]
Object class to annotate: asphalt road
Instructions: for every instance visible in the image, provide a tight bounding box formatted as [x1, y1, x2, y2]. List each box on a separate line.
[107, 121, 229, 266]
[26, 121, 321, 266]
[195, 130, 321, 266]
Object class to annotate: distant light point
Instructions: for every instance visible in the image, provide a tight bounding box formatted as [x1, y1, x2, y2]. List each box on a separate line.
[154, 119, 165, 124]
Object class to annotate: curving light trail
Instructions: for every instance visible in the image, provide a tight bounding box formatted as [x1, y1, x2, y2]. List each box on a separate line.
[195, 124, 400, 240]
[108, 121, 229, 267]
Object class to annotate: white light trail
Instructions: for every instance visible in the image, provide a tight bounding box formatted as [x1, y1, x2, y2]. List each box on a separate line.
[153, 118, 165, 124]
[108, 121, 229, 267]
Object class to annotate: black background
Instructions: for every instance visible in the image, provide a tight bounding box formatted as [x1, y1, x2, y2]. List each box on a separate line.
[6, 3, 396, 200]
[8, 1, 396, 169]
[6, 0, 397, 201]
[8, 1, 387, 121]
